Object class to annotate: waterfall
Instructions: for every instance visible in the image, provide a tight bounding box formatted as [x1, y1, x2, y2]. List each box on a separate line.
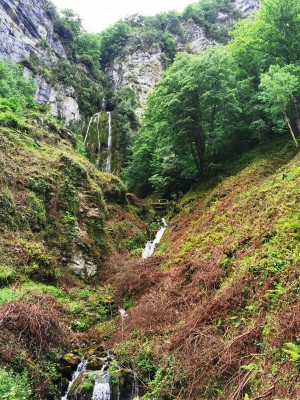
[142, 218, 168, 259]
[83, 112, 101, 148]
[83, 111, 113, 173]
[131, 371, 139, 399]
[105, 111, 112, 173]
[95, 112, 102, 168]
[92, 371, 110, 400]
[61, 359, 88, 400]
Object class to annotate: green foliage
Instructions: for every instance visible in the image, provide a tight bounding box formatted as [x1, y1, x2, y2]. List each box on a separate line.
[74, 33, 102, 72]
[53, 8, 83, 49]
[183, 0, 240, 40]
[259, 65, 300, 147]
[125, 230, 147, 250]
[100, 21, 132, 67]
[0, 368, 31, 400]
[283, 343, 300, 367]
[62, 211, 77, 239]
[0, 265, 16, 287]
[125, 47, 241, 196]
[0, 59, 36, 127]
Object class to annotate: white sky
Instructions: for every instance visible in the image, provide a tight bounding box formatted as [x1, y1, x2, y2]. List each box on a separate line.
[51, 0, 195, 33]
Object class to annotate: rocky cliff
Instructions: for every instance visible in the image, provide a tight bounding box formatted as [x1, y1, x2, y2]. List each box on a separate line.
[107, 0, 260, 109]
[0, 0, 80, 124]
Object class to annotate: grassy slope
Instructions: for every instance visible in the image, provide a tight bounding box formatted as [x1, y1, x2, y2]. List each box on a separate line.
[111, 140, 300, 399]
[0, 114, 149, 399]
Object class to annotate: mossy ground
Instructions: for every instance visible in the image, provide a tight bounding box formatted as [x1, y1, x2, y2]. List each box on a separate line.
[0, 113, 149, 399]
[1, 114, 299, 400]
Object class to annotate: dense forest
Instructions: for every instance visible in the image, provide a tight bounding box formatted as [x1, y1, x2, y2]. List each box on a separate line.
[124, 0, 300, 196]
[0, 0, 299, 399]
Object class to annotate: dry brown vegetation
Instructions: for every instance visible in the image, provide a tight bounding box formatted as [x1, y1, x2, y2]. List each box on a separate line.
[107, 147, 300, 399]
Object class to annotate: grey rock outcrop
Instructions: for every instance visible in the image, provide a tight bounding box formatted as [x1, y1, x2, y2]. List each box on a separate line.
[34, 75, 80, 125]
[108, 46, 163, 110]
[107, 0, 260, 112]
[0, 0, 65, 63]
[235, 0, 260, 16]
[0, 0, 80, 124]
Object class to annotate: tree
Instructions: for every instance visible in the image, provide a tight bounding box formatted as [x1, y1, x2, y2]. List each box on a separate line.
[124, 47, 241, 196]
[260, 65, 300, 148]
[231, 0, 300, 66]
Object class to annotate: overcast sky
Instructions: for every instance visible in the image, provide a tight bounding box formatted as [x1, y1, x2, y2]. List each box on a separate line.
[51, 0, 195, 33]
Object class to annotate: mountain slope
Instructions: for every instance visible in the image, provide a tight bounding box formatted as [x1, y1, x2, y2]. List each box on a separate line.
[0, 111, 149, 398]
[110, 142, 300, 399]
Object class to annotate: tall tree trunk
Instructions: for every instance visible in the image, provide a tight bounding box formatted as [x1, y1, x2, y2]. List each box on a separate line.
[284, 112, 299, 148]
[291, 94, 300, 135]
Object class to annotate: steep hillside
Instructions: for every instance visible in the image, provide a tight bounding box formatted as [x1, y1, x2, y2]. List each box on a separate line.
[0, 110, 150, 398]
[109, 142, 300, 399]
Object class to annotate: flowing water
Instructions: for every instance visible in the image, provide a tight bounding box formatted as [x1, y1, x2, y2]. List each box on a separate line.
[131, 371, 139, 398]
[92, 372, 111, 400]
[142, 218, 167, 259]
[61, 359, 88, 400]
[83, 111, 113, 172]
[105, 111, 112, 173]
[83, 112, 102, 148]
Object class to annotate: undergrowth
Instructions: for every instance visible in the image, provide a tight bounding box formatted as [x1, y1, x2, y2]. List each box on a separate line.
[109, 141, 300, 399]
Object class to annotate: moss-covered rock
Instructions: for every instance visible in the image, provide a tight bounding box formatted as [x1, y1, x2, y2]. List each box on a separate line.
[63, 353, 81, 368]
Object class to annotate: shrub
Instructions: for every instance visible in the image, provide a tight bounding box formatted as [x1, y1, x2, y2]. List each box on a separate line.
[0, 368, 31, 400]
[0, 294, 69, 350]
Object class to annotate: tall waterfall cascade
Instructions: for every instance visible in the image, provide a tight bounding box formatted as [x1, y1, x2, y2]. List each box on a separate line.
[105, 112, 112, 173]
[83, 111, 114, 173]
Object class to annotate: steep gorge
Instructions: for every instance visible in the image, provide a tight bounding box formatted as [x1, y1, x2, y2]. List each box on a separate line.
[1, 0, 300, 399]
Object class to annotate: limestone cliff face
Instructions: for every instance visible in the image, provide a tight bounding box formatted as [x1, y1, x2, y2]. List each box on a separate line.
[235, 0, 259, 15]
[107, 0, 260, 109]
[0, 0, 80, 124]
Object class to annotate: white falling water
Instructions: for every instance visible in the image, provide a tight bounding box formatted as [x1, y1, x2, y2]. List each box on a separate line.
[131, 371, 139, 398]
[105, 111, 112, 173]
[142, 218, 168, 259]
[95, 112, 102, 168]
[61, 359, 88, 400]
[92, 372, 111, 400]
[83, 112, 102, 148]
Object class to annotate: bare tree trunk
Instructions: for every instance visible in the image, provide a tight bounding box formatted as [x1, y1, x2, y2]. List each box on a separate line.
[284, 112, 299, 148]
[291, 94, 300, 134]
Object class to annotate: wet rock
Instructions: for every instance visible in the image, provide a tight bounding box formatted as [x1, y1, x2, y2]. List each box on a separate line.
[63, 353, 81, 368]
[68, 370, 111, 400]
[68, 371, 94, 400]
[87, 355, 105, 370]
[59, 365, 73, 380]
[60, 377, 69, 395]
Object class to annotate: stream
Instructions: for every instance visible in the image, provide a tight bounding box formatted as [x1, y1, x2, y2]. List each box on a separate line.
[60, 352, 139, 400]
[60, 219, 167, 399]
[142, 218, 167, 259]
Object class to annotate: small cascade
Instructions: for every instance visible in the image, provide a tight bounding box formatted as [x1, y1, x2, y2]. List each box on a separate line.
[61, 359, 88, 400]
[105, 111, 112, 173]
[60, 351, 140, 400]
[92, 371, 110, 400]
[142, 218, 168, 259]
[131, 371, 139, 399]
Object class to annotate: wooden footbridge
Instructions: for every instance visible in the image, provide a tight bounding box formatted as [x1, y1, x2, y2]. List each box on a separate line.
[151, 199, 170, 213]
